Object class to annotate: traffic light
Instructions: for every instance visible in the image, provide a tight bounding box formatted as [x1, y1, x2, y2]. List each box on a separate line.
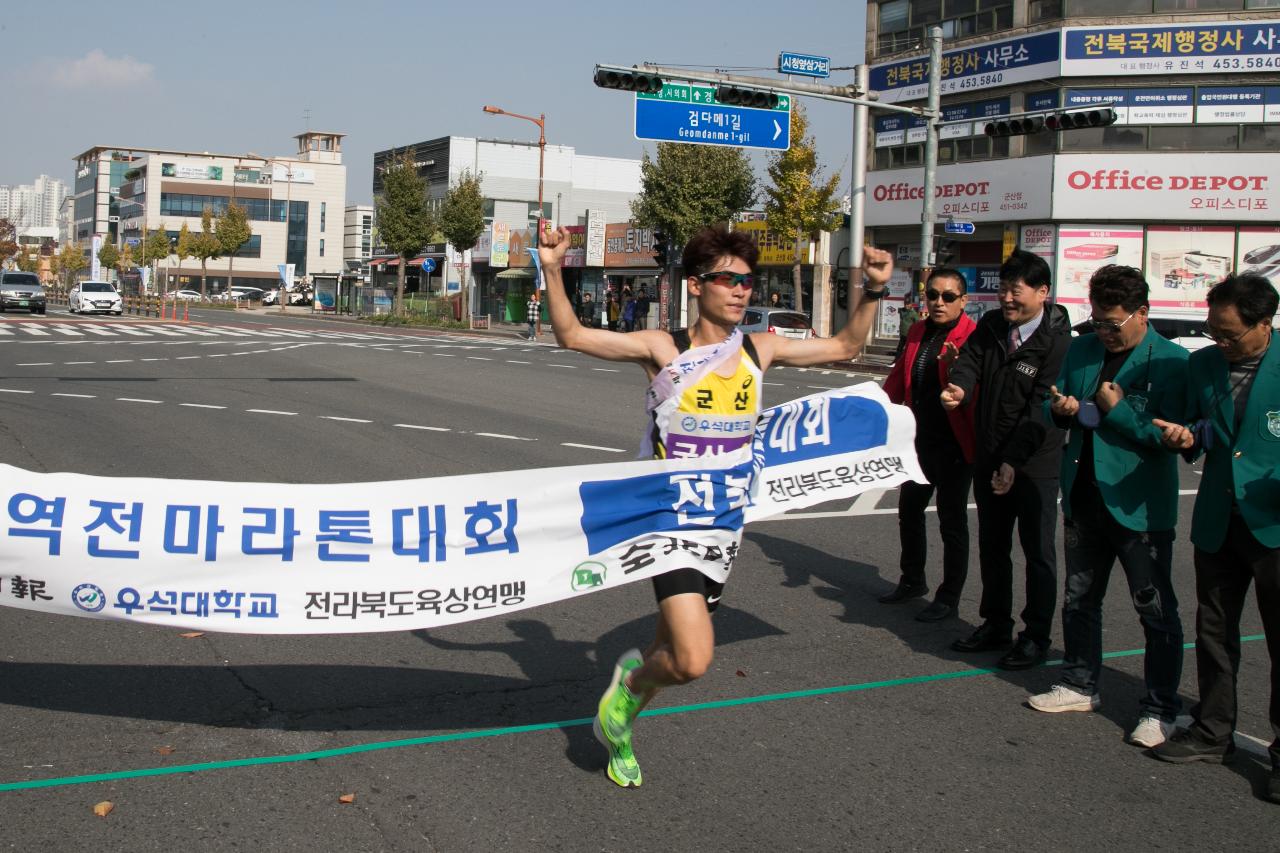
[714, 85, 780, 109]
[984, 107, 1119, 137]
[1046, 107, 1119, 130]
[593, 68, 664, 94]
[652, 230, 670, 267]
[932, 237, 957, 265]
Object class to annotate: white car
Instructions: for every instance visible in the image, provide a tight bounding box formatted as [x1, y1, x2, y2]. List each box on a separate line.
[165, 289, 203, 301]
[69, 281, 123, 315]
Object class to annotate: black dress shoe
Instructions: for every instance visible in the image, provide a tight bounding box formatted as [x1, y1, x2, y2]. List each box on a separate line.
[997, 637, 1048, 670]
[878, 581, 928, 604]
[915, 600, 956, 622]
[951, 623, 1013, 652]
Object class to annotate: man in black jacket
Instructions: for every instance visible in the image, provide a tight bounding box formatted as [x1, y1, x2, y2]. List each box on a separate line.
[941, 250, 1071, 669]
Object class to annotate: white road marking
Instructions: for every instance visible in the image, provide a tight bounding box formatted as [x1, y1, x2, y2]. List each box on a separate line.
[0, 388, 34, 393]
[247, 409, 297, 416]
[561, 442, 627, 453]
[435, 353, 456, 357]
[19, 327, 50, 336]
[117, 397, 163, 404]
[475, 432, 535, 441]
[110, 326, 152, 337]
[140, 326, 185, 337]
[467, 356, 493, 361]
[141, 358, 167, 362]
[506, 360, 530, 364]
[591, 368, 620, 373]
[65, 361, 95, 365]
[106, 359, 134, 363]
[47, 325, 85, 336]
[51, 393, 96, 398]
[321, 416, 373, 423]
[77, 325, 118, 336]
[17, 362, 52, 366]
[394, 424, 450, 432]
[179, 403, 225, 409]
[548, 364, 576, 369]
[176, 356, 200, 360]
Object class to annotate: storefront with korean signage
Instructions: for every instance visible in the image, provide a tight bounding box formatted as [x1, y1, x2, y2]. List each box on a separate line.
[732, 219, 816, 310]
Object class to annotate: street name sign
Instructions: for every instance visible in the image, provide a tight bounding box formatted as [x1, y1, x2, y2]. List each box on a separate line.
[944, 220, 976, 235]
[779, 52, 831, 79]
[634, 83, 791, 151]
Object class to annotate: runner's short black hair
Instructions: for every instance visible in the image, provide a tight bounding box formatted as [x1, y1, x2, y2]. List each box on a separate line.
[1206, 273, 1279, 326]
[927, 267, 968, 293]
[682, 225, 759, 275]
[1089, 264, 1149, 312]
[999, 249, 1052, 290]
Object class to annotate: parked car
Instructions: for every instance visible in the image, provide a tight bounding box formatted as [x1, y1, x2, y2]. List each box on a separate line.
[164, 289, 203, 301]
[229, 286, 265, 303]
[262, 288, 280, 306]
[1072, 312, 1213, 352]
[738, 308, 814, 340]
[0, 271, 47, 314]
[69, 280, 123, 315]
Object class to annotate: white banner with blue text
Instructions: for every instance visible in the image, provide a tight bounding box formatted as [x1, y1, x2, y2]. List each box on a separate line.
[0, 383, 920, 633]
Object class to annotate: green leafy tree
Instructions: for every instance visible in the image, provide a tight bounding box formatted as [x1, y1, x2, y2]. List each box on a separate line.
[16, 249, 39, 273]
[440, 169, 485, 316]
[57, 241, 87, 288]
[763, 103, 842, 314]
[175, 222, 194, 291]
[630, 142, 757, 248]
[0, 217, 17, 265]
[375, 152, 436, 315]
[136, 228, 171, 294]
[189, 207, 223, 297]
[96, 241, 120, 280]
[215, 202, 252, 295]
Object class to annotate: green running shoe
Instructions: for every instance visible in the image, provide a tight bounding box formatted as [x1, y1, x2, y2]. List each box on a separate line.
[593, 648, 644, 787]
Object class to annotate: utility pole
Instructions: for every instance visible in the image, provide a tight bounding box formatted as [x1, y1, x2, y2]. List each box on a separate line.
[849, 64, 870, 294]
[919, 26, 943, 276]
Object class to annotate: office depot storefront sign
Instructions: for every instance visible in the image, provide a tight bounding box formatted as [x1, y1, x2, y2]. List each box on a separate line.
[1053, 153, 1275, 221]
[867, 157, 1053, 226]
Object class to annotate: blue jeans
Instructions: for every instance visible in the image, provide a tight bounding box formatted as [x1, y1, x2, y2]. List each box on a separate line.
[1061, 483, 1183, 721]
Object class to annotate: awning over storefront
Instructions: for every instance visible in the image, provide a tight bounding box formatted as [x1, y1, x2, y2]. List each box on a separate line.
[495, 268, 536, 279]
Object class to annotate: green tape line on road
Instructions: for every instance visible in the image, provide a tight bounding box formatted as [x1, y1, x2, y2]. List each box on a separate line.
[1, 635, 1264, 792]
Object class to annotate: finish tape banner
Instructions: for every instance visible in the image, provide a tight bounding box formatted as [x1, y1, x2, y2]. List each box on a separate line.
[0, 383, 920, 634]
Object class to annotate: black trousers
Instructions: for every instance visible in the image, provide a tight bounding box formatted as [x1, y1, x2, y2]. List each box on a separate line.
[1190, 514, 1280, 768]
[972, 461, 1059, 647]
[897, 442, 973, 606]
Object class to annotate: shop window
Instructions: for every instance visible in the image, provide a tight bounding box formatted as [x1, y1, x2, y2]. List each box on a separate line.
[881, 0, 909, 32]
[1241, 125, 1280, 150]
[1059, 126, 1148, 151]
[1149, 125, 1238, 150]
[1066, 0, 1149, 11]
[1246, 0, 1280, 7]
[1028, 0, 1062, 20]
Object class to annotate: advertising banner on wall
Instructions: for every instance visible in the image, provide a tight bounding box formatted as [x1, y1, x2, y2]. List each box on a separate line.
[586, 210, 607, 266]
[955, 266, 1001, 322]
[91, 234, 102, 281]
[604, 224, 658, 268]
[1052, 153, 1276, 223]
[1054, 225, 1144, 324]
[1238, 226, 1280, 291]
[491, 223, 510, 268]
[1061, 21, 1280, 77]
[1145, 225, 1236, 317]
[870, 30, 1060, 104]
[561, 225, 586, 268]
[271, 164, 316, 184]
[733, 220, 812, 266]
[866, 156, 1053, 226]
[1019, 223, 1056, 263]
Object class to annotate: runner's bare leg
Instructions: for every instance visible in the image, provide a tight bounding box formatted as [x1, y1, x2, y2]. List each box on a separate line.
[629, 592, 715, 709]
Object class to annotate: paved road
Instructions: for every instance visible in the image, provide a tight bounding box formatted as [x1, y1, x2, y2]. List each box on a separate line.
[1, 309, 1275, 851]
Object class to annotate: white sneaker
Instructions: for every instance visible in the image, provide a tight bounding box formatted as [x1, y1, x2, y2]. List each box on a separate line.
[1028, 684, 1101, 713]
[1128, 715, 1174, 748]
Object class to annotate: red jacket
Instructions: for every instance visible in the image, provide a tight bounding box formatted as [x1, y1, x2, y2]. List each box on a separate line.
[883, 314, 978, 463]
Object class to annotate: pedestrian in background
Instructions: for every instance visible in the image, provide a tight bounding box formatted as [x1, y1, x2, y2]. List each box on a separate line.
[1027, 264, 1188, 749]
[621, 288, 637, 332]
[526, 292, 540, 341]
[635, 286, 651, 330]
[895, 296, 921, 360]
[607, 293, 620, 331]
[580, 291, 596, 328]
[942, 250, 1072, 670]
[881, 268, 976, 622]
[1150, 273, 1279, 805]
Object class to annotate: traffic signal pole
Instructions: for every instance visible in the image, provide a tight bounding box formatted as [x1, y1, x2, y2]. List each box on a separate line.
[850, 64, 870, 287]
[920, 26, 943, 274]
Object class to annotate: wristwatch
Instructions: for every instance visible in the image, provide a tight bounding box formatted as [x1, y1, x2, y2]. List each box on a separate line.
[861, 286, 888, 301]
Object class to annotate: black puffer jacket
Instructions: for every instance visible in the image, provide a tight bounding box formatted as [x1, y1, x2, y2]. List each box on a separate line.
[946, 304, 1072, 478]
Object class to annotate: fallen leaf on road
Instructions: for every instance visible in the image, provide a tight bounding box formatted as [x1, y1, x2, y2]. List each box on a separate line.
[155, 746, 175, 755]
[338, 793, 356, 804]
[736, 670, 747, 677]
[178, 632, 204, 639]
[93, 801, 114, 817]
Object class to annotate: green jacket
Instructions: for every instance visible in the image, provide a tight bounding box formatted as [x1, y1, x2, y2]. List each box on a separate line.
[1047, 324, 1189, 532]
[1185, 330, 1280, 552]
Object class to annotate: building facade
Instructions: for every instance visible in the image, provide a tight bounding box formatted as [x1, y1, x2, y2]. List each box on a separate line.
[0, 174, 68, 232]
[71, 133, 346, 292]
[863, 2, 1280, 337]
[369, 136, 645, 319]
[343, 204, 374, 277]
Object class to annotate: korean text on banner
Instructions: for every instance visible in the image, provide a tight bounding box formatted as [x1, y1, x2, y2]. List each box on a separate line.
[0, 385, 921, 634]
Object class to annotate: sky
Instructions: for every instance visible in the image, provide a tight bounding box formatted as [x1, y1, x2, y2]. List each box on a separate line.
[1, 0, 866, 207]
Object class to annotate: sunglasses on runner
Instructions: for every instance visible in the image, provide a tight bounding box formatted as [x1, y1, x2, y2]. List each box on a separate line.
[696, 271, 755, 290]
[925, 288, 961, 303]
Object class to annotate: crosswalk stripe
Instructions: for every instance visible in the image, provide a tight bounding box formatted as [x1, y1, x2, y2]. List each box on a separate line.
[19, 326, 50, 336]
[136, 325, 186, 337]
[46, 324, 86, 336]
[78, 324, 119, 336]
[158, 325, 216, 336]
[0, 327, 13, 336]
[108, 325, 153, 337]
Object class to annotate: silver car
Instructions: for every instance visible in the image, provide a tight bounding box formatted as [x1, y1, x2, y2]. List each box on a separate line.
[738, 307, 814, 340]
[0, 271, 47, 314]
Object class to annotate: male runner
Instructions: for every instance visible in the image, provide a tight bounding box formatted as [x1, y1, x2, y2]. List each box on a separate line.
[538, 223, 893, 787]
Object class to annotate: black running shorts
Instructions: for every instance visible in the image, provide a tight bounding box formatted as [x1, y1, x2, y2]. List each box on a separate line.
[651, 568, 724, 613]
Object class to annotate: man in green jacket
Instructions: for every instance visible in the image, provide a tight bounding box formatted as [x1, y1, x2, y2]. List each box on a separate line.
[1025, 265, 1188, 749]
[1150, 273, 1279, 805]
